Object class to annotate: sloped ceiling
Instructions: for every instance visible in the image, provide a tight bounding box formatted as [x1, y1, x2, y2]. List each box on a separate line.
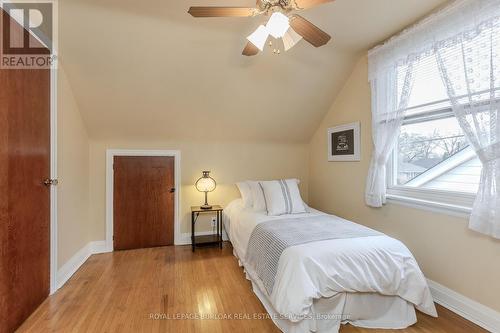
[59, 0, 447, 143]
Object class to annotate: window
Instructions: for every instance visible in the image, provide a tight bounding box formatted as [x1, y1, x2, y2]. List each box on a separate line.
[366, 0, 500, 224]
[387, 53, 482, 212]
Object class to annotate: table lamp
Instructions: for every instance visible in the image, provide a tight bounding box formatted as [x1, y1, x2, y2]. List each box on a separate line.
[195, 171, 216, 209]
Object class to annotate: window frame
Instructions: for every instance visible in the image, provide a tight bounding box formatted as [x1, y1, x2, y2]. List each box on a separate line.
[386, 106, 476, 217]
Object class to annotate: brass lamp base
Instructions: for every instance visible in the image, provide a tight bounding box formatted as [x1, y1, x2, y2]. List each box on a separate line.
[200, 191, 212, 210]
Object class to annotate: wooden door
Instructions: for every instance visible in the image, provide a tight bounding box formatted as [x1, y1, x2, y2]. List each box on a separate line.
[0, 69, 51, 331]
[113, 156, 175, 250]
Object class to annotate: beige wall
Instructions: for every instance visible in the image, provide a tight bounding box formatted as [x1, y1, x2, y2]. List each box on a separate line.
[308, 56, 500, 312]
[56, 47, 500, 314]
[57, 67, 91, 268]
[88, 140, 309, 240]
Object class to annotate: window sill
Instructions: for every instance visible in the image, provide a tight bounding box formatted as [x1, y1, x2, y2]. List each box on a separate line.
[386, 193, 472, 219]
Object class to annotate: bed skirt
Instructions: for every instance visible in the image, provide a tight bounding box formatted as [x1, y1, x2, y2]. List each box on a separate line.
[250, 278, 417, 333]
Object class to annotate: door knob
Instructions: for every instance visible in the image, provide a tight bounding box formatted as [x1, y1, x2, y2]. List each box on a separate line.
[43, 178, 59, 186]
[170, 188, 175, 193]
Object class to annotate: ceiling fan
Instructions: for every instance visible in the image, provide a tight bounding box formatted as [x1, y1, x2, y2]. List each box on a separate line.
[188, 0, 333, 56]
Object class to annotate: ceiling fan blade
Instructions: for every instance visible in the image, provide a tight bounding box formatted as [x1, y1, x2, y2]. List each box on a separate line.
[292, 0, 335, 10]
[289, 15, 331, 47]
[188, 7, 258, 17]
[242, 42, 260, 56]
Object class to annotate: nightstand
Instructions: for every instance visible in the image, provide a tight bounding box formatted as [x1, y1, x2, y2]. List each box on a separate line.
[191, 205, 223, 252]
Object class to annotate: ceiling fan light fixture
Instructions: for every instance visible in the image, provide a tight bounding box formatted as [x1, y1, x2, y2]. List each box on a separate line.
[247, 25, 270, 51]
[188, 1, 334, 56]
[266, 12, 290, 38]
[282, 27, 302, 51]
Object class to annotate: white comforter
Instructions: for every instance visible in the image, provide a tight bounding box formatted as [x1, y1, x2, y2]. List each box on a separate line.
[224, 200, 437, 322]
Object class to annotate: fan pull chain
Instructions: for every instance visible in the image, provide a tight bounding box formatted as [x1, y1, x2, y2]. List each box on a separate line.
[269, 41, 280, 55]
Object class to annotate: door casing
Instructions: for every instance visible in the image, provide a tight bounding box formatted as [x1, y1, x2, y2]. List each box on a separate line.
[105, 149, 181, 251]
[50, 68, 58, 294]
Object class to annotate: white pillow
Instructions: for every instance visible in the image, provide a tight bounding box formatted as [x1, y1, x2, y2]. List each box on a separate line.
[248, 180, 266, 212]
[259, 179, 306, 216]
[236, 181, 253, 208]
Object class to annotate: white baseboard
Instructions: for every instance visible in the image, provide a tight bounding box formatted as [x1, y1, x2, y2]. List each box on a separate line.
[177, 231, 229, 245]
[56, 240, 109, 290]
[427, 279, 500, 332]
[56, 242, 92, 290]
[91, 240, 109, 254]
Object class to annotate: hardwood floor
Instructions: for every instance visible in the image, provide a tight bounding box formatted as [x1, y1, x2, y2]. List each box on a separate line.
[18, 244, 486, 333]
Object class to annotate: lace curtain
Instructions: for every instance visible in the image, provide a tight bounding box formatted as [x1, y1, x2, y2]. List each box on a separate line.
[435, 16, 500, 238]
[365, 62, 416, 207]
[366, 0, 500, 238]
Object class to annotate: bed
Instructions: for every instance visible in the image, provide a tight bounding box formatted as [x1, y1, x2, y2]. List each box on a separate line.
[223, 198, 437, 333]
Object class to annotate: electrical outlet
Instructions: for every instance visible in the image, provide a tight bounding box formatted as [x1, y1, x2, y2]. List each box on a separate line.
[211, 217, 217, 227]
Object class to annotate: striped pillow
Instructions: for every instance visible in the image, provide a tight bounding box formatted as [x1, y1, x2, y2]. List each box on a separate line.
[248, 180, 267, 211]
[259, 179, 306, 216]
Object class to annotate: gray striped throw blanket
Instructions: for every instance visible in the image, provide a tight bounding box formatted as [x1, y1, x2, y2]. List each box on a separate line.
[245, 215, 382, 295]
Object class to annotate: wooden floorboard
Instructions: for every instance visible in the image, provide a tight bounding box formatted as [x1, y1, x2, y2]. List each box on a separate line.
[17, 244, 487, 333]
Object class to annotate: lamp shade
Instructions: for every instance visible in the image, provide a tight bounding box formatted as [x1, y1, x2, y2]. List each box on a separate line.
[195, 171, 216, 193]
[247, 25, 269, 51]
[283, 27, 302, 51]
[266, 12, 289, 39]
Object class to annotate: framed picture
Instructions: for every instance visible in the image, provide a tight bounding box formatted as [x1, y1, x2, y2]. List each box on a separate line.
[327, 122, 361, 161]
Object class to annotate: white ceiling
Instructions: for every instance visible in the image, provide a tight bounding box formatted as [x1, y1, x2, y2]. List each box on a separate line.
[59, 0, 448, 143]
